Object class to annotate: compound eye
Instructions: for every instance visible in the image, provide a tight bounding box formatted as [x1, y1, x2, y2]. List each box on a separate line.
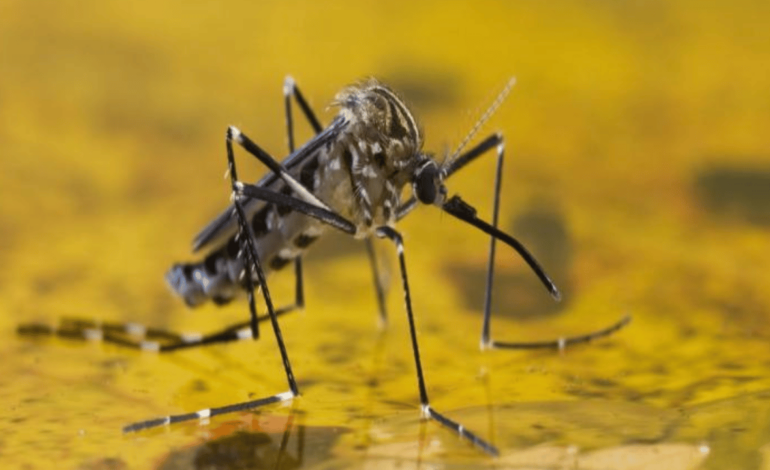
[415, 165, 439, 204]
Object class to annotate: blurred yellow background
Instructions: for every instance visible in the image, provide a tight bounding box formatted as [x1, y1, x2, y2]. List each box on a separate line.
[1, 0, 770, 468]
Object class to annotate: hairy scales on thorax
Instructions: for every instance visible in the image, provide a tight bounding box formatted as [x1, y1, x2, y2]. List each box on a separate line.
[167, 80, 424, 307]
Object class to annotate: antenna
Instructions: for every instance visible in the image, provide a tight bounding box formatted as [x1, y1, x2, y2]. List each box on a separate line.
[444, 77, 517, 171]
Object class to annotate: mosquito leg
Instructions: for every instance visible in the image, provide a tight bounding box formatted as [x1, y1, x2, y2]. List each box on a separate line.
[235, 183, 356, 235]
[17, 308, 300, 353]
[375, 226, 499, 456]
[16, 275, 302, 352]
[480, 134, 504, 348]
[466, 138, 631, 350]
[281, 75, 321, 316]
[226, 127, 298, 395]
[428, 133, 632, 351]
[123, 391, 295, 433]
[123, 127, 304, 433]
[365, 237, 388, 326]
[442, 178, 631, 349]
[284, 75, 323, 137]
[445, 133, 503, 178]
[481, 138, 631, 350]
[491, 315, 633, 350]
[280, 75, 351, 318]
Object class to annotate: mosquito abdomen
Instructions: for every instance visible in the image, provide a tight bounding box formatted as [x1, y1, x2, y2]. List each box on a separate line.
[167, 209, 325, 307]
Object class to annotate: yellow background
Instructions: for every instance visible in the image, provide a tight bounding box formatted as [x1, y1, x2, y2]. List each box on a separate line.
[1, 0, 770, 468]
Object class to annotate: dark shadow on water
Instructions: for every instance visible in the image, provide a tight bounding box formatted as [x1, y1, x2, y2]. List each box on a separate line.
[446, 202, 572, 320]
[695, 165, 770, 226]
[157, 420, 348, 470]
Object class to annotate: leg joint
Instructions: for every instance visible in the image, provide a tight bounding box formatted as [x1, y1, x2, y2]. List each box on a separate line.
[226, 125, 242, 142]
[283, 75, 296, 96]
[375, 226, 403, 251]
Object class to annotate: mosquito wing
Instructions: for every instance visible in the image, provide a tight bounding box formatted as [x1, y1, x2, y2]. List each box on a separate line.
[192, 116, 349, 253]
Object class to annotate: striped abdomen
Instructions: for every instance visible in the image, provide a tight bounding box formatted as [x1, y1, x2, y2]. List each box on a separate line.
[166, 209, 325, 307]
[166, 128, 362, 307]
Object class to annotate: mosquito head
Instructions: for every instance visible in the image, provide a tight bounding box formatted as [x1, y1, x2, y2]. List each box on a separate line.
[412, 154, 448, 206]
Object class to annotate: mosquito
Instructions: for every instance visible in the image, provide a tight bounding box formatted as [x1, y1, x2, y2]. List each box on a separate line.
[19, 77, 631, 456]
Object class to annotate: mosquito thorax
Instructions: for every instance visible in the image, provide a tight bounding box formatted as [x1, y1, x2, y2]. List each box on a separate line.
[333, 80, 422, 174]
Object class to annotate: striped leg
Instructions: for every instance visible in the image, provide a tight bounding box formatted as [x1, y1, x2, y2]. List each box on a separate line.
[123, 124, 306, 433]
[118, 118, 361, 431]
[124, 195, 298, 432]
[16, 310, 296, 353]
[375, 226, 498, 456]
[281, 75, 324, 317]
[436, 133, 632, 350]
